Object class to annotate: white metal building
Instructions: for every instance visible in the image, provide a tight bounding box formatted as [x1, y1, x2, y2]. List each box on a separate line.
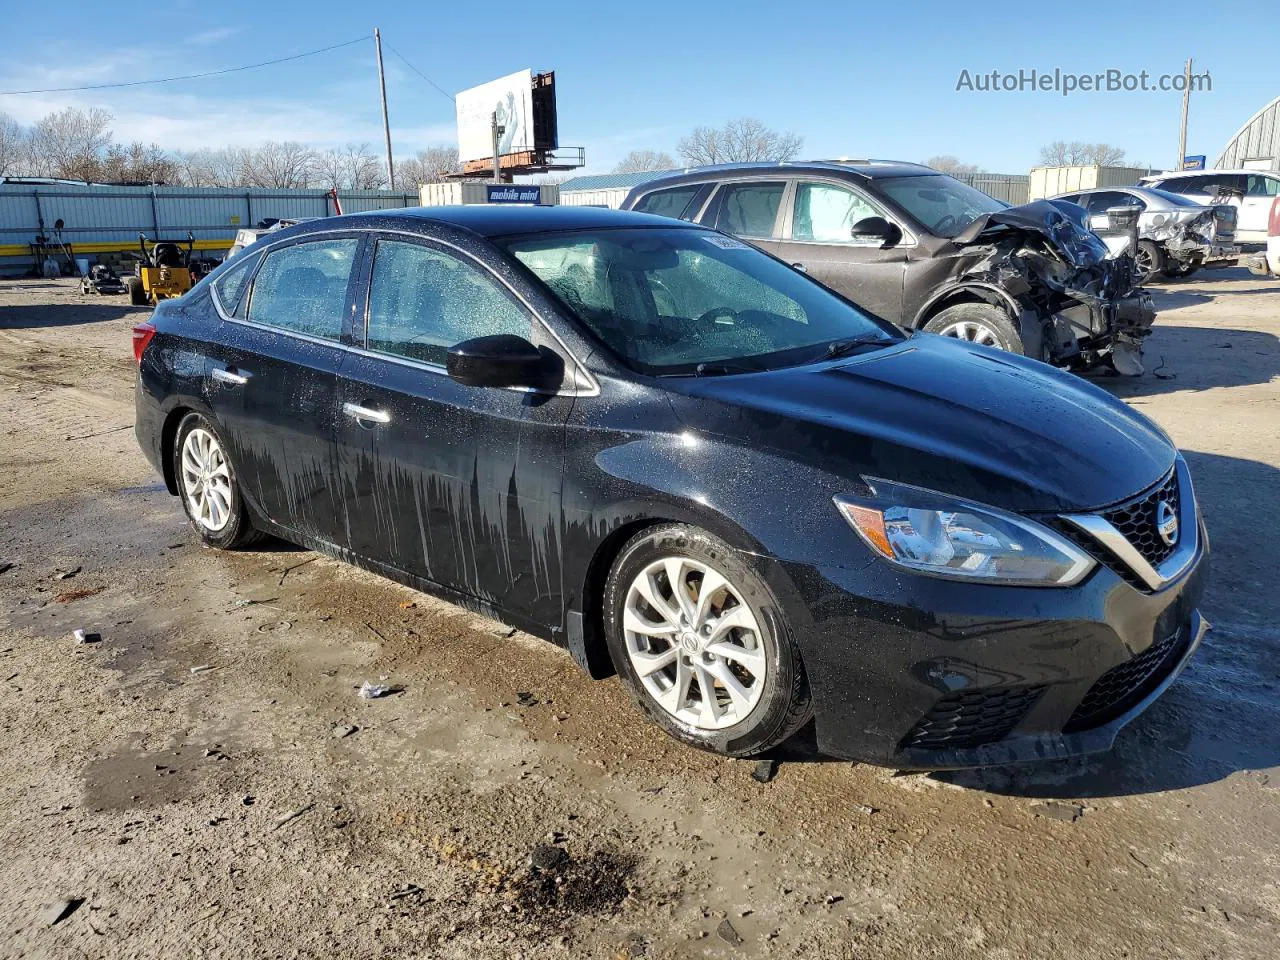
[1216, 95, 1280, 171]
[556, 170, 679, 208]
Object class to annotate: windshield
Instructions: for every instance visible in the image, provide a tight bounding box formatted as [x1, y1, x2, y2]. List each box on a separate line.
[875, 174, 1008, 238]
[500, 227, 898, 375]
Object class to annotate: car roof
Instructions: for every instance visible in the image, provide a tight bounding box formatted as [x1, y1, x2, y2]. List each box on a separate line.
[625, 160, 938, 192]
[298, 204, 703, 238]
[1141, 168, 1278, 180]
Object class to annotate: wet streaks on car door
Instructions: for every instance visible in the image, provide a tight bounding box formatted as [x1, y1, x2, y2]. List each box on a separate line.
[210, 236, 360, 545]
[333, 235, 568, 629]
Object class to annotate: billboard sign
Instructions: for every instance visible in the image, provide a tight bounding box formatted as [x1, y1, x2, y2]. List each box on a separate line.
[1181, 154, 1206, 170]
[456, 70, 534, 164]
[486, 185, 542, 204]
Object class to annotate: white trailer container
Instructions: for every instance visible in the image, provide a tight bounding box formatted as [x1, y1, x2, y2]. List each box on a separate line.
[1029, 165, 1157, 200]
[418, 182, 559, 206]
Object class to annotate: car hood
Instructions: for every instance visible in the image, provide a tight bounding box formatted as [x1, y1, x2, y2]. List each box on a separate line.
[953, 199, 1112, 269]
[664, 335, 1174, 514]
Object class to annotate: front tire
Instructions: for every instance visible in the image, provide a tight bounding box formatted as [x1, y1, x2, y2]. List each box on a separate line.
[923, 302, 1025, 355]
[603, 524, 811, 757]
[173, 413, 262, 549]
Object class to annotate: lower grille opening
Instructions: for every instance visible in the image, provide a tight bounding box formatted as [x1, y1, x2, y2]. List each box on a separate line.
[1063, 628, 1188, 733]
[902, 685, 1046, 751]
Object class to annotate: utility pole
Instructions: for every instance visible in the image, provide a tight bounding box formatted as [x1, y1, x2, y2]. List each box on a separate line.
[374, 28, 395, 190]
[491, 111, 505, 183]
[1176, 57, 1192, 171]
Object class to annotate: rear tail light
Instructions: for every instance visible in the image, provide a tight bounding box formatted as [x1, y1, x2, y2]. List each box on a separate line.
[1269, 196, 1280, 238]
[132, 322, 156, 365]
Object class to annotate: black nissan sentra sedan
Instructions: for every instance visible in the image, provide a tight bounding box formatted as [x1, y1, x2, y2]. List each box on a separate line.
[133, 206, 1209, 769]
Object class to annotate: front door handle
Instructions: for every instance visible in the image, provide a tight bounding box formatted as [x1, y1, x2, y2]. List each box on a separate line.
[211, 367, 248, 386]
[342, 402, 391, 425]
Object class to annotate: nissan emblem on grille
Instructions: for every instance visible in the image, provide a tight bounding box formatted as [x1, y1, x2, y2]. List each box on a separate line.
[1156, 500, 1179, 547]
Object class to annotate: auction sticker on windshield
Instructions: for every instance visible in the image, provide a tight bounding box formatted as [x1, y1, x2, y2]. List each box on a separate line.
[703, 235, 752, 250]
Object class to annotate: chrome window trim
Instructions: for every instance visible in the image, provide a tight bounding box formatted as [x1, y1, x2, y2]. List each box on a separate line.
[1061, 456, 1200, 591]
[208, 225, 600, 399]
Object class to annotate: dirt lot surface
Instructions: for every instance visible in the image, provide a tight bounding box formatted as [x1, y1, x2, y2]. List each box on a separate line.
[1, 274, 1277, 959]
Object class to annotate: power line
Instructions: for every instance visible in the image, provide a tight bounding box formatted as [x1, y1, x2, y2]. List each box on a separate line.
[387, 45, 455, 104]
[0, 37, 369, 96]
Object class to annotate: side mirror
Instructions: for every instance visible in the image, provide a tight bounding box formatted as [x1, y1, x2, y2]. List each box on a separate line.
[850, 216, 902, 247]
[446, 334, 560, 390]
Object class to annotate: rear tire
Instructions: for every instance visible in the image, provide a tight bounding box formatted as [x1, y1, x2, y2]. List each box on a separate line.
[923, 302, 1024, 356]
[173, 412, 263, 549]
[126, 276, 147, 306]
[603, 523, 812, 758]
[1134, 240, 1164, 283]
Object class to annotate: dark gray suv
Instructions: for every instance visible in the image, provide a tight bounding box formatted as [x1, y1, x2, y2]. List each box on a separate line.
[622, 161, 1157, 374]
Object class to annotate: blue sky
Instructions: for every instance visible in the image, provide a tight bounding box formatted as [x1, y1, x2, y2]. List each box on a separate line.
[0, 0, 1273, 177]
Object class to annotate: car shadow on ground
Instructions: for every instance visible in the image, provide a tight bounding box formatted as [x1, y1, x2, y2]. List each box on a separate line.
[1082, 324, 1280, 397]
[770, 452, 1280, 800]
[0, 301, 141, 329]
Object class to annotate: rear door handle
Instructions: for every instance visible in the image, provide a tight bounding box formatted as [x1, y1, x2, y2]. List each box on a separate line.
[211, 367, 248, 386]
[342, 402, 391, 425]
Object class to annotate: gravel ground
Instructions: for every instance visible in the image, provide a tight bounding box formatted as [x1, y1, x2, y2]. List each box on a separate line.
[0, 273, 1277, 960]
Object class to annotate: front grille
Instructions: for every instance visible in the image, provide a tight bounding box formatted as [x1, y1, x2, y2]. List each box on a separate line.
[1063, 628, 1186, 733]
[902, 685, 1045, 751]
[1102, 470, 1180, 568]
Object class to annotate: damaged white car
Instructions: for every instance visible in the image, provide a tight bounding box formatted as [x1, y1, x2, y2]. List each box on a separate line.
[1053, 186, 1240, 282]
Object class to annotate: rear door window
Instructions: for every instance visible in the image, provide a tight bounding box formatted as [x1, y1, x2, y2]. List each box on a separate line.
[710, 182, 786, 238]
[632, 186, 702, 220]
[364, 239, 531, 366]
[247, 238, 359, 340]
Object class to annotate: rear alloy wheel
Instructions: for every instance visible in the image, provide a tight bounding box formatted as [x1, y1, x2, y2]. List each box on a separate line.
[923, 302, 1024, 356]
[1134, 240, 1164, 283]
[603, 524, 811, 757]
[173, 413, 262, 549]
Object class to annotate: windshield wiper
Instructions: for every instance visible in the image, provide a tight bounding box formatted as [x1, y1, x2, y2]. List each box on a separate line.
[693, 361, 758, 377]
[824, 335, 894, 359]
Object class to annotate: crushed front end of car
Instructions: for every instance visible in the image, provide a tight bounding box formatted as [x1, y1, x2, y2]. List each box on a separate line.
[949, 200, 1156, 374]
[1145, 204, 1240, 270]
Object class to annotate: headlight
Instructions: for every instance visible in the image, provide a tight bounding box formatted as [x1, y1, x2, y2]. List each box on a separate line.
[834, 478, 1095, 586]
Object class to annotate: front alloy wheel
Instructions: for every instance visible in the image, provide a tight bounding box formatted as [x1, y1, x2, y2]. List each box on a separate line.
[604, 523, 812, 757]
[623, 556, 767, 730]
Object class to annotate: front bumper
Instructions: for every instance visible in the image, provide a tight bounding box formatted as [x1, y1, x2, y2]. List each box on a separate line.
[762, 518, 1209, 770]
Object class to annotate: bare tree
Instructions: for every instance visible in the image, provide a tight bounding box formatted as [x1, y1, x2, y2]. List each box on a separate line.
[0, 112, 29, 177]
[679, 118, 803, 166]
[28, 107, 113, 179]
[100, 141, 176, 184]
[1038, 141, 1127, 166]
[316, 143, 386, 190]
[394, 145, 460, 187]
[239, 141, 316, 188]
[613, 149, 675, 174]
[174, 148, 244, 187]
[925, 155, 980, 176]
